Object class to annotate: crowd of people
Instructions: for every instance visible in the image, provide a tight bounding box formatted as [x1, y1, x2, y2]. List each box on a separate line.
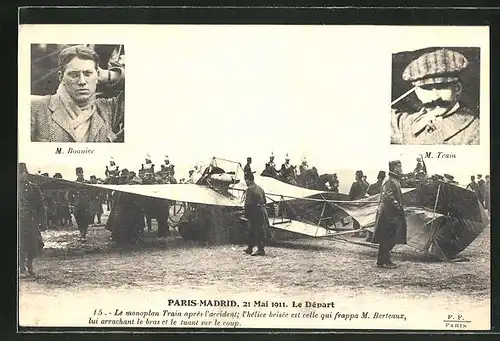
[466, 174, 491, 212]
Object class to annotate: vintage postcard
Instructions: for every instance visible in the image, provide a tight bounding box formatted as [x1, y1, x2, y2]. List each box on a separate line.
[18, 24, 490, 331]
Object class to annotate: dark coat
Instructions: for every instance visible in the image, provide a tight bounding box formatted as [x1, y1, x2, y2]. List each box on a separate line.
[244, 183, 268, 226]
[31, 93, 123, 142]
[89, 188, 105, 216]
[19, 180, 46, 256]
[349, 180, 365, 200]
[366, 180, 383, 196]
[371, 172, 407, 245]
[71, 179, 94, 225]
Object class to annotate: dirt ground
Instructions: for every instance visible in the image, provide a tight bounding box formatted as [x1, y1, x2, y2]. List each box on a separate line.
[19, 207, 490, 328]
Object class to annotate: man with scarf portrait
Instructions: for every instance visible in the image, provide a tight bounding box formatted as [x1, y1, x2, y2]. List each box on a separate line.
[31, 44, 125, 142]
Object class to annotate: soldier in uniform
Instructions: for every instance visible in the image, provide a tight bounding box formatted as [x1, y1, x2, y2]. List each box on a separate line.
[349, 171, 367, 234]
[72, 167, 93, 242]
[89, 175, 105, 225]
[104, 157, 120, 211]
[243, 157, 253, 178]
[372, 160, 407, 268]
[280, 154, 297, 185]
[19, 162, 46, 276]
[299, 157, 309, 176]
[105, 157, 120, 181]
[53, 172, 71, 227]
[243, 172, 268, 256]
[391, 49, 479, 145]
[139, 154, 156, 231]
[262, 153, 278, 178]
[163, 156, 176, 183]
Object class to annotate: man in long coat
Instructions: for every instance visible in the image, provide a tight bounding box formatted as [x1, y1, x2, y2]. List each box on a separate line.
[371, 160, 407, 268]
[106, 169, 144, 244]
[72, 167, 93, 242]
[19, 163, 46, 276]
[89, 175, 105, 225]
[243, 172, 269, 256]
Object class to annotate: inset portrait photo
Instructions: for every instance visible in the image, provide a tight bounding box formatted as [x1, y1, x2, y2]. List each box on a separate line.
[390, 47, 480, 145]
[30, 44, 125, 143]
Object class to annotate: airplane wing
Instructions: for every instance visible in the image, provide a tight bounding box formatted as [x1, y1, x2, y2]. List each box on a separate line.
[27, 174, 242, 207]
[229, 175, 332, 204]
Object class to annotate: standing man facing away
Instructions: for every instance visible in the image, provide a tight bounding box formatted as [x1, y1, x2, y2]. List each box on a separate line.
[31, 45, 125, 142]
[243, 172, 268, 256]
[372, 160, 407, 269]
[19, 163, 46, 277]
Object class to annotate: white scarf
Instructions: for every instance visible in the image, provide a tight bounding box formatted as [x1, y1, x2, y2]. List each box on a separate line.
[56, 83, 96, 142]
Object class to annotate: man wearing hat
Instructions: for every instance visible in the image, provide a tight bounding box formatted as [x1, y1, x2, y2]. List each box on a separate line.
[71, 167, 93, 242]
[19, 163, 46, 276]
[139, 154, 155, 184]
[280, 154, 297, 185]
[89, 175, 105, 225]
[163, 156, 176, 183]
[31, 44, 125, 143]
[371, 160, 407, 268]
[391, 48, 479, 145]
[262, 153, 278, 179]
[243, 172, 268, 256]
[243, 157, 254, 178]
[349, 170, 367, 234]
[52, 172, 71, 226]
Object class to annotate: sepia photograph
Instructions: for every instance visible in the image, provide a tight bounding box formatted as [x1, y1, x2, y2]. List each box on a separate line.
[30, 44, 125, 143]
[18, 25, 491, 331]
[390, 47, 480, 145]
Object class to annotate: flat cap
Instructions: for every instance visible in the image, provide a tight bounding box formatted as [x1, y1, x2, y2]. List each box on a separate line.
[402, 49, 468, 86]
[76, 167, 83, 172]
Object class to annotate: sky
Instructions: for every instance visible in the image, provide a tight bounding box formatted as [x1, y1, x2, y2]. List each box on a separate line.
[19, 25, 490, 192]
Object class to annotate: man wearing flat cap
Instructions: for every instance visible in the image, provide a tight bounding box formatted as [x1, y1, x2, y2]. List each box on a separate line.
[371, 160, 407, 268]
[31, 44, 125, 143]
[391, 48, 479, 145]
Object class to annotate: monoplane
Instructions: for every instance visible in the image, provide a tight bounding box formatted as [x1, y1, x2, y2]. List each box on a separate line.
[25, 157, 488, 261]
